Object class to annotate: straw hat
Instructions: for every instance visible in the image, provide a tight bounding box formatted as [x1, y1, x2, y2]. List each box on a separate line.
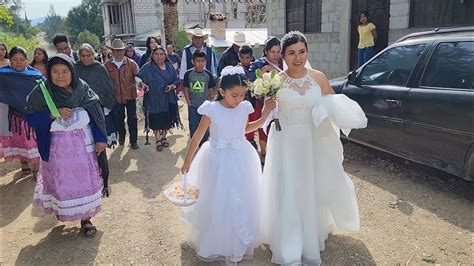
[186, 28, 208, 40]
[232, 32, 248, 46]
[110, 39, 126, 50]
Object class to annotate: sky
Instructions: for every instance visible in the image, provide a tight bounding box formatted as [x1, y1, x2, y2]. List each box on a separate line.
[21, 0, 82, 19]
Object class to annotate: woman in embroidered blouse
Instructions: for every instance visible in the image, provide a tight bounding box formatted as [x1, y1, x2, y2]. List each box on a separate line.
[137, 46, 180, 151]
[26, 54, 107, 237]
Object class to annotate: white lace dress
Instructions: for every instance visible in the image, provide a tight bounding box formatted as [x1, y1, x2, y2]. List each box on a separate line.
[182, 100, 263, 263]
[259, 72, 368, 265]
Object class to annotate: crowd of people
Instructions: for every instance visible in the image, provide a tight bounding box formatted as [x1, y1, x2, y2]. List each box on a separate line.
[1, 27, 368, 264]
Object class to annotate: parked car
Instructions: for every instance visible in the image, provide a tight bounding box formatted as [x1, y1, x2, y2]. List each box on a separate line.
[330, 27, 474, 180]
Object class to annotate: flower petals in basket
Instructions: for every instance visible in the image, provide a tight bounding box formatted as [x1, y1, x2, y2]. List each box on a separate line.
[164, 174, 199, 207]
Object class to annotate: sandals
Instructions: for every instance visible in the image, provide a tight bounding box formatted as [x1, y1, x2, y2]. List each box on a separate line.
[156, 140, 163, 151]
[102, 186, 110, 197]
[80, 219, 97, 238]
[161, 138, 170, 148]
[21, 162, 31, 175]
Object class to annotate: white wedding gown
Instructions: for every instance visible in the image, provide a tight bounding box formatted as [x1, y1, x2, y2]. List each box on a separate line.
[259, 72, 368, 265]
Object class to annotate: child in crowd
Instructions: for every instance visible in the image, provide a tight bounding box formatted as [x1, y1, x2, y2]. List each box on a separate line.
[180, 66, 276, 263]
[239, 45, 265, 158]
[182, 50, 216, 145]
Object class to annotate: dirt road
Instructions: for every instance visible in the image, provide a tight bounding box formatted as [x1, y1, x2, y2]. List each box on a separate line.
[1, 108, 473, 265]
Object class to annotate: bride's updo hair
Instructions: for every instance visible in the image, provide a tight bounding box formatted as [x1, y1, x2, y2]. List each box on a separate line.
[281, 31, 308, 55]
[216, 66, 249, 100]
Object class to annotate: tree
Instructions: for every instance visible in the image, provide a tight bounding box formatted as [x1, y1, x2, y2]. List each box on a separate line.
[0, 31, 39, 58]
[1, 0, 38, 39]
[65, 0, 104, 45]
[0, 4, 14, 27]
[162, 0, 179, 44]
[41, 5, 65, 42]
[76, 30, 100, 49]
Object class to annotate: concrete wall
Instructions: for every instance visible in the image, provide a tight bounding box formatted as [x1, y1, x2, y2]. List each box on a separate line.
[131, 0, 160, 35]
[268, 0, 351, 79]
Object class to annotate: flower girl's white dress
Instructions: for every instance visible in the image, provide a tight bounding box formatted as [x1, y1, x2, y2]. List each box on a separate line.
[182, 100, 262, 262]
[259, 72, 368, 265]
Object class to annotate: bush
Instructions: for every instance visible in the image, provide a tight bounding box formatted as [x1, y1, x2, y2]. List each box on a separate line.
[0, 32, 39, 59]
[171, 26, 189, 52]
[76, 30, 100, 50]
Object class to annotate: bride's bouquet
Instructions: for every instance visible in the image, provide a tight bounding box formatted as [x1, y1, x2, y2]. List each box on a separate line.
[250, 69, 283, 131]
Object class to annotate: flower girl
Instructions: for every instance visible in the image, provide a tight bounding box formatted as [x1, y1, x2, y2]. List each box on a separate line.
[180, 66, 276, 263]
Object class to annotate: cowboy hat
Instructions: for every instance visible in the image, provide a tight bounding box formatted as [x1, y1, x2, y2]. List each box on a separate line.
[186, 28, 208, 41]
[232, 31, 247, 46]
[109, 39, 126, 50]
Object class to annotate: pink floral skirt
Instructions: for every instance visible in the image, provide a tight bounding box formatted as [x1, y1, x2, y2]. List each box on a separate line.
[33, 129, 102, 222]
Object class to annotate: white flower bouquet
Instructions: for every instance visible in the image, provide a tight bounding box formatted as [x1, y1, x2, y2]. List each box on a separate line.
[250, 69, 283, 131]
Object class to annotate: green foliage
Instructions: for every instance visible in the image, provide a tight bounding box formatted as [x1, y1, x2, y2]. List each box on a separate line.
[1, 1, 38, 39]
[65, 0, 104, 45]
[0, 31, 39, 58]
[0, 4, 14, 27]
[170, 26, 189, 52]
[40, 5, 65, 42]
[76, 30, 100, 49]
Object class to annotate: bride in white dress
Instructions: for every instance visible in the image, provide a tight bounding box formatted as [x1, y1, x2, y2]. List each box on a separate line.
[259, 31, 368, 265]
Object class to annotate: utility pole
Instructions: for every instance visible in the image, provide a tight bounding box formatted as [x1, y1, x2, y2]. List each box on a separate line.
[155, 0, 166, 46]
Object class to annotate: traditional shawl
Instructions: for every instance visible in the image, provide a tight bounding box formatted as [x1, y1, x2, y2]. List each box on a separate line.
[137, 60, 182, 128]
[0, 65, 43, 111]
[76, 61, 117, 110]
[0, 65, 44, 139]
[26, 54, 107, 137]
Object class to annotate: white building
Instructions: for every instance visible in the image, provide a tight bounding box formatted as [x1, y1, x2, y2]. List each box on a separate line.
[101, 0, 267, 42]
[267, 0, 474, 79]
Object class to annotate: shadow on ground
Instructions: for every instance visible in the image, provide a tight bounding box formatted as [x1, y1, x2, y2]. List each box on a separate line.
[343, 141, 474, 231]
[15, 225, 102, 265]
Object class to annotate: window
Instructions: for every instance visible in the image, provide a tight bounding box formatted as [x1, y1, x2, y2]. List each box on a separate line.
[420, 42, 474, 89]
[360, 44, 426, 86]
[108, 5, 122, 25]
[258, 5, 266, 23]
[286, 0, 321, 33]
[246, 4, 266, 26]
[232, 2, 238, 19]
[410, 0, 474, 28]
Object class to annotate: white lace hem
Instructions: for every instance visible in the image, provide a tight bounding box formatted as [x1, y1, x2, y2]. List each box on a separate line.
[2, 147, 39, 159]
[33, 186, 103, 216]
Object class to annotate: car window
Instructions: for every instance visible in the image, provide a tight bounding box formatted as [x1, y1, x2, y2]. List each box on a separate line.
[360, 44, 426, 87]
[420, 41, 474, 90]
